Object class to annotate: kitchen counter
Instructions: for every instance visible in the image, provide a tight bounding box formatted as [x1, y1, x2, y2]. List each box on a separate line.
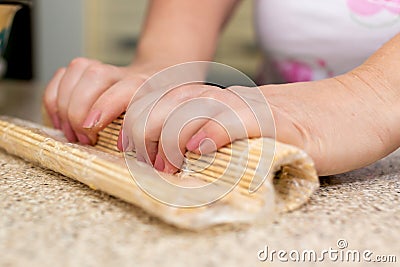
[1, 81, 399, 267]
[0, 80, 43, 123]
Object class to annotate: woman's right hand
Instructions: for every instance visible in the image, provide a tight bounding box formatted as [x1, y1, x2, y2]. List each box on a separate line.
[43, 57, 156, 145]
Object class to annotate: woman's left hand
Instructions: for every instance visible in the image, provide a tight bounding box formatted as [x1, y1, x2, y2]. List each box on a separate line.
[121, 84, 276, 173]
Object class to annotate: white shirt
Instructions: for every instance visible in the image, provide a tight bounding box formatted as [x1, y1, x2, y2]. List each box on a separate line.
[254, 0, 400, 83]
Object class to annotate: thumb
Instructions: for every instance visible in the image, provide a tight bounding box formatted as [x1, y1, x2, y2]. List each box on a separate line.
[186, 116, 240, 155]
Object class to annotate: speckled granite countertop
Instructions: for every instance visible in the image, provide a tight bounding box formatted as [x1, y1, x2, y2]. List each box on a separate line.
[1, 81, 399, 267]
[1, 147, 399, 267]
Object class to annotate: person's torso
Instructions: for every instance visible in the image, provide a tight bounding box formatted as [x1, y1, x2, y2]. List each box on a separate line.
[254, 0, 400, 83]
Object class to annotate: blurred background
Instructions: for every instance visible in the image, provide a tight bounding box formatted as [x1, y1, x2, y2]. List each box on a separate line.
[0, 0, 261, 122]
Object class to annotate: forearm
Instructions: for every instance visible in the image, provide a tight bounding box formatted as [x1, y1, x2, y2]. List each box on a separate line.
[360, 33, 400, 94]
[134, 0, 240, 66]
[346, 33, 400, 151]
[258, 33, 400, 175]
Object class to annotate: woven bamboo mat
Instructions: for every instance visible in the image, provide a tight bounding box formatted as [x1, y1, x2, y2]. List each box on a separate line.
[0, 116, 319, 229]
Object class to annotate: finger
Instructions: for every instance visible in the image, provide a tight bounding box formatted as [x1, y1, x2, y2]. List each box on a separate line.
[129, 85, 209, 167]
[127, 104, 157, 165]
[155, 118, 209, 173]
[42, 68, 66, 129]
[67, 64, 127, 144]
[128, 104, 159, 165]
[121, 88, 169, 152]
[187, 105, 273, 154]
[85, 77, 147, 145]
[186, 86, 274, 154]
[186, 119, 232, 155]
[57, 58, 96, 141]
[121, 82, 212, 153]
[121, 82, 196, 151]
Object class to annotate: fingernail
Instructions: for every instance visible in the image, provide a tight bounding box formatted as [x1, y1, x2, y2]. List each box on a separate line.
[186, 130, 207, 151]
[62, 121, 77, 142]
[154, 154, 165, 171]
[82, 110, 101, 129]
[51, 114, 61, 129]
[77, 133, 90, 145]
[198, 138, 216, 154]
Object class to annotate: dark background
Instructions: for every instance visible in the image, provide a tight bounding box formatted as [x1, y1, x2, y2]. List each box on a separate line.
[1, 0, 33, 80]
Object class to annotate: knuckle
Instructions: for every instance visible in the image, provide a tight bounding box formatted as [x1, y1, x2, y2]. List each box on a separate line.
[168, 86, 187, 98]
[227, 85, 244, 91]
[167, 84, 204, 101]
[200, 87, 224, 99]
[55, 99, 68, 118]
[85, 64, 107, 79]
[107, 64, 122, 74]
[67, 109, 81, 126]
[69, 57, 89, 68]
[54, 67, 66, 76]
[42, 92, 56, 111]
[43, 100, 56, 115]
[67, 110, 89, 133]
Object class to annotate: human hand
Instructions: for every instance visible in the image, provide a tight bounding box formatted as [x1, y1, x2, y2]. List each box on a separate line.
[123, 65, 400, 176]
[43, 57, 162, 144]
[122, 84, 275, 174]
